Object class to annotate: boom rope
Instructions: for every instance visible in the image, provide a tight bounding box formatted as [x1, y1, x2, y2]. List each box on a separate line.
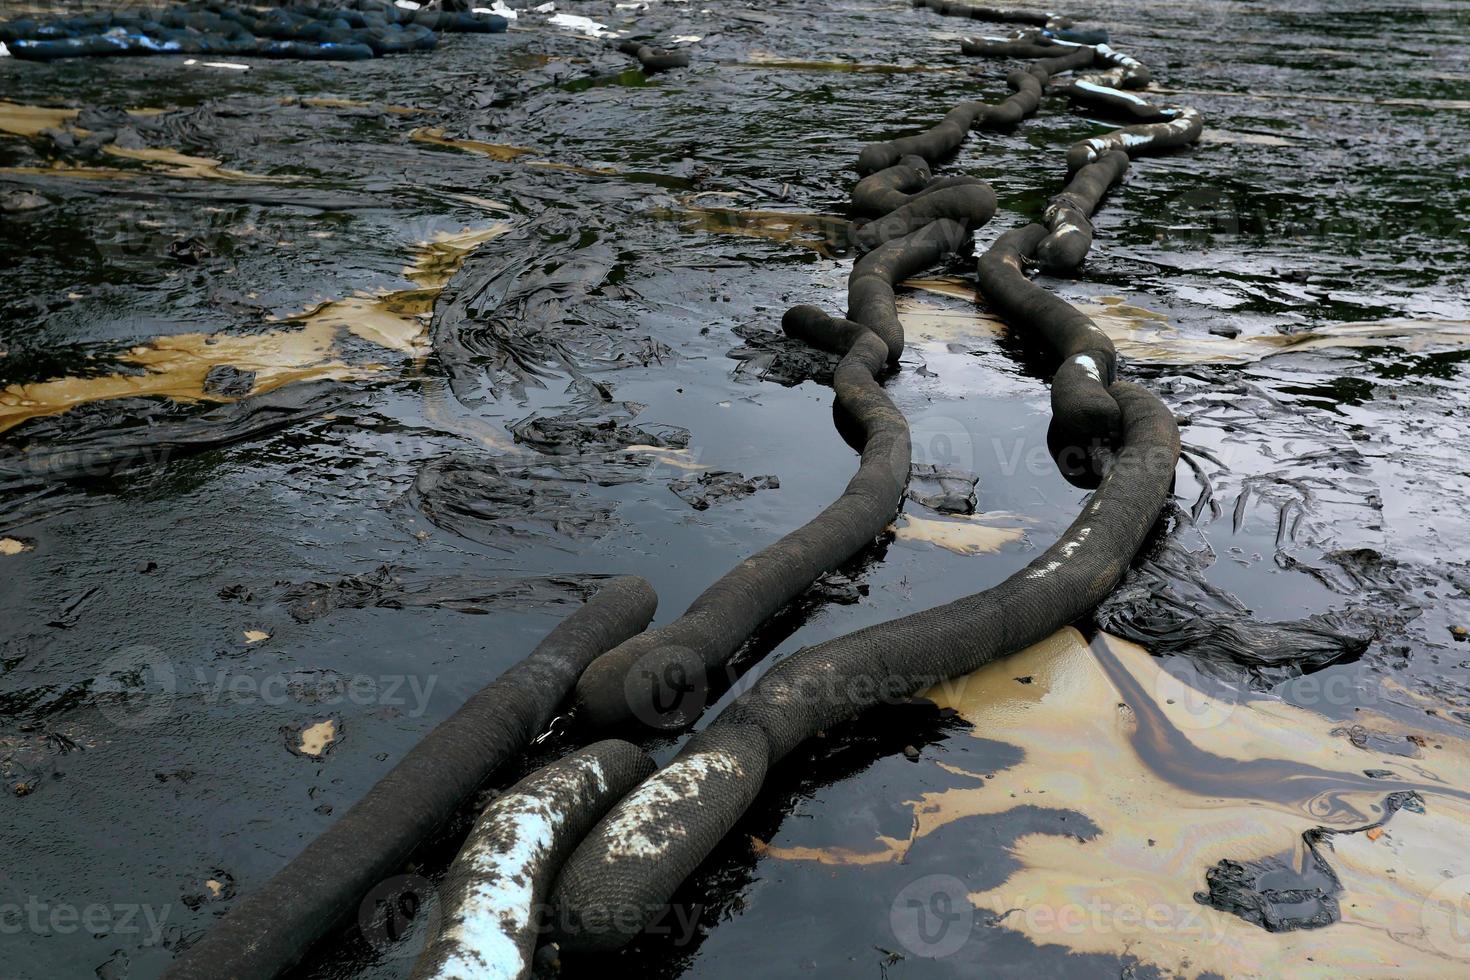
[162, 12, 1002, 972]
[162, 577, 657, 979]
[570, 8, 1148, 736]
[0, 1, 508, 62]
[549, 7, 1196, 953]
[162, 4, 1203, 974]
[570, 126, 1006, 732]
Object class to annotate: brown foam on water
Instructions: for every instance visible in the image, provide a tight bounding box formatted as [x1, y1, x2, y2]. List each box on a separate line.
[0, 163, 136, 181]
[903, 279, 1470, 364]
[406, 226, 508, 289]
[0, 156, 284, 183]
[762, 629, 1470, 975]
[409, 125, 537, 162]
[282, 293, 434, 357]
[280, 224, 510, 354]
[0, 224, 510, 433]
[891, 513, 1028, 556]
[0, 328, 362, 435]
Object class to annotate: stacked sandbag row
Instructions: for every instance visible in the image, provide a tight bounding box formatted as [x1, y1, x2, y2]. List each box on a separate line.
[0, 0, 506, 61]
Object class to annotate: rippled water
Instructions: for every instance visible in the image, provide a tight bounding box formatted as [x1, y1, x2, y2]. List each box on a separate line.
[3, 1, 1470, 977]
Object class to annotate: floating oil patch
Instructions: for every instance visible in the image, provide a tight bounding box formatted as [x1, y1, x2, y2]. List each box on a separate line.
[0, 224, 510, 432]
[409, 125, 536, 162]
[279, 223, 511, 354]
[0, 102, 281, 181]
[293, 719, 337, 758]
[282, 97, 430, 116]
[896, 295, 1004, 346]
[1198, 129, 1303, 147]
[740, 51, 962, 74]
[0, 537, 33, 555]
[891, 513, 1028, 556]
[653, 204, 851, 256]
[99, 145, 289, 183]
[1148, 86, 1470, 112]
[410, 126, 613, 175]
[763, 629, 1470, 975]
[0, 101, 80, 138]
[419, 378, 520, 453]
[623, 445, 707, 472]
[904, 280, 1470, 365]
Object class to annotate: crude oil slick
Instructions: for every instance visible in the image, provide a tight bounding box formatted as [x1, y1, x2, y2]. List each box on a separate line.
[763, 630, 1470, 976]
[0, 223, 509, 432]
